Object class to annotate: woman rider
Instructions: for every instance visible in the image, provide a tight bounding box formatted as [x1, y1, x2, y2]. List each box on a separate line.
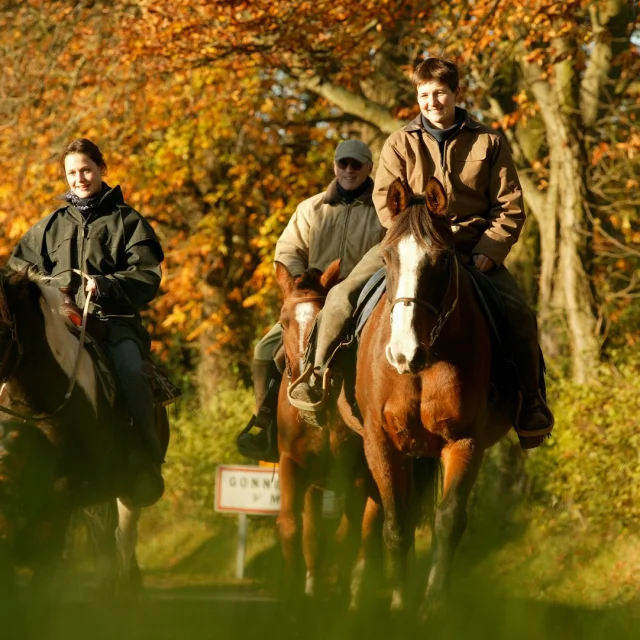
[9, 138, 165, 508]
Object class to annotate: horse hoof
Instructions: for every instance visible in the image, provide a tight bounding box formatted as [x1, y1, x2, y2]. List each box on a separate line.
[419, 597, 446, 626]
[390, 589, 405, 612]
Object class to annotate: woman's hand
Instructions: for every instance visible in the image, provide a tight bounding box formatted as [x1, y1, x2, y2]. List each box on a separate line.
[85, 277, 97, 294]
[472, 254, 496, 273]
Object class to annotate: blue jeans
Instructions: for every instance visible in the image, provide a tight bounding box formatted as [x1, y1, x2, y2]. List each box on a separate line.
[108, 340, 163, 463]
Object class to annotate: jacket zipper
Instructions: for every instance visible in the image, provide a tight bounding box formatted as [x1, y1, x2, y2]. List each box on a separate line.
[338, 202, 354, 274]
[78, 211, 89, 307]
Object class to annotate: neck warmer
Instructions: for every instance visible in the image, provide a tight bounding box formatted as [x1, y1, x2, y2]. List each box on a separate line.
[337, 177, 374, 203]
[63, 182, 110, 217]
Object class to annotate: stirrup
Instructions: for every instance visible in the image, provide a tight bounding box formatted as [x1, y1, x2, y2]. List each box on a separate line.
[287, 364, 330, 412]
[513, 391, 555, 440]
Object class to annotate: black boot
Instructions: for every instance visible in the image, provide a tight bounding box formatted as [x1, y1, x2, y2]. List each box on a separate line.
[236, 360, 281, 462]
[288, 368, 327, 428]
[120, 432, 165, 509]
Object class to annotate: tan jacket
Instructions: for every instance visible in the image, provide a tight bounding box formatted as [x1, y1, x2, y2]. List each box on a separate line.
[275, 178, 385, 279]
[373, 112, 525, 266]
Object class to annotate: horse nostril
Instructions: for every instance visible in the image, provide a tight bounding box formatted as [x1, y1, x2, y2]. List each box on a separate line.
[396, 353, 407, 366]
[409, 348, 427, 374]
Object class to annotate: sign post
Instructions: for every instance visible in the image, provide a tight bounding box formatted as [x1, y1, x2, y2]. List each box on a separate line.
[236, 513, 248, 580]
[215, 464, 338, 579]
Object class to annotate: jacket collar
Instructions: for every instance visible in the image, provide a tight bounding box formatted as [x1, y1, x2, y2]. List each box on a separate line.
[322, 177, 374, 206]
[59, 185, 124, 222]
[402, 109, 480, 133]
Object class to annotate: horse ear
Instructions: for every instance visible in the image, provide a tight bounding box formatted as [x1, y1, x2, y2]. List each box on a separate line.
[386, 178, 410, 219]
[275, 261, 296, 297]
[425, 177, 447, 217]
[319, 259, 341, 292]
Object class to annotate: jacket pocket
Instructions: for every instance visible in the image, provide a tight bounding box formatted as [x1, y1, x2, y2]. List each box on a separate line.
[453, 147, 489, 190]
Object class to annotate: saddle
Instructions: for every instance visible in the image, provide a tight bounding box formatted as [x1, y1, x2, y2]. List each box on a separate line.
[59, 290, 182, 410]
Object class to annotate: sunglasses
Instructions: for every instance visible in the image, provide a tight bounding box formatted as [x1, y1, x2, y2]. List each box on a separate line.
[337, 159, 364, 171]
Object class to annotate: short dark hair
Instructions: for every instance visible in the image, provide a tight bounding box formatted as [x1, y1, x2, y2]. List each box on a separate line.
[411, 58, 459, 92]
[61, 138, 107, 175]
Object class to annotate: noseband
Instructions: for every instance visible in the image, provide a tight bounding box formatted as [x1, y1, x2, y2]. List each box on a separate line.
[390, 253, 459, 348]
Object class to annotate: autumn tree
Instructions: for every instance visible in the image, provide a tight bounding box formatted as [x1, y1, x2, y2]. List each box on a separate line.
[116, 0, 639, 382]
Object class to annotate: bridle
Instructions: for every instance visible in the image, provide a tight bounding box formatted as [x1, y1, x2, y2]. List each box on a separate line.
[390, 251, 460, 348]
[0, 277, 23, 383]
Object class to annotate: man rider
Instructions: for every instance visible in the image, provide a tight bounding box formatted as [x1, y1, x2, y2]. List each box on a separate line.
[237, 139, 385, 461]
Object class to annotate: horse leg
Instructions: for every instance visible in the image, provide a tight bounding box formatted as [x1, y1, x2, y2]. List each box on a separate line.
[115, 499, 144, 598]
[364, 427, 411, 612]
[421, 439, 482, 620]
[349, 493, 384, 611]
[301, 484, 323, 598]
[83, 501, 120, 599]
[333, 474, 366, 605]
[276, 453, 304, 603]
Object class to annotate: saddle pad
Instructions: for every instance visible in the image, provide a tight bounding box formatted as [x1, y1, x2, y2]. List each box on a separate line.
[63, 318, 182, 408]
[459, 261, 507, 353]
[354, 268, 387, 339]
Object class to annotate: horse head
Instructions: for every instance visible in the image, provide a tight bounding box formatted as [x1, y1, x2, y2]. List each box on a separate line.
[275, 260, 341, 380]
[381, 177, 457, 374]
[0, 268, 46, 382]
[0, 267, 98, 415]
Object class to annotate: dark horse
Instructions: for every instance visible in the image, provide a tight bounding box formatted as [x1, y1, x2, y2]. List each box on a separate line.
[276, 261, 381, 607]
[0, 267, 161, 627]
[355, 178, 514, 618]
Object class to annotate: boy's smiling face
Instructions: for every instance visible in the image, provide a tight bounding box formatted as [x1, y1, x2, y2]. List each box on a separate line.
[417, 80, 459, 130]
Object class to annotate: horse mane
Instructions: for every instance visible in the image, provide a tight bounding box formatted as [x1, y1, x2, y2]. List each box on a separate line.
[294, 269, 327, 295]
[382, 199, 450, 252]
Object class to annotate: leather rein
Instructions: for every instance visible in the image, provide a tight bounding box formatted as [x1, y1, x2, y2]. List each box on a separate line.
[390, 252, 460, 348]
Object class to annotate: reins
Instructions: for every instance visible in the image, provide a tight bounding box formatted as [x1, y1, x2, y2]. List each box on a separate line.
[390, 253, 460, 348]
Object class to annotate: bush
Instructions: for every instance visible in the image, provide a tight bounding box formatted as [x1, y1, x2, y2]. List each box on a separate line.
[162, 386, 254, 511]
[525, 358, 640, 527]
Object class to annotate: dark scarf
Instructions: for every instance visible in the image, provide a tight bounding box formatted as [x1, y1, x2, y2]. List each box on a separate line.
[63, 182, 110, 216]
[337, 177, 374, 204]
[422, 107, 466, 156]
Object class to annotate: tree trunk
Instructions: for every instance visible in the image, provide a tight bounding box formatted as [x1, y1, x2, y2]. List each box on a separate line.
[521, 42, 601, 381]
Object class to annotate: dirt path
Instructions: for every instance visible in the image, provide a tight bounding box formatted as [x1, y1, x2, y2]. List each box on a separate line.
[22, 584, 638, 640]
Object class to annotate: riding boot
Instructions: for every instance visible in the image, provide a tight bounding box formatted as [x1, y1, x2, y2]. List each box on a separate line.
[511, 339, 555, 450]
[236, 360, 281, 462]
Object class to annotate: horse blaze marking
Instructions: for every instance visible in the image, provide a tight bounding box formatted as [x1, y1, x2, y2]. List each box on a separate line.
[389, 236, 425, 364]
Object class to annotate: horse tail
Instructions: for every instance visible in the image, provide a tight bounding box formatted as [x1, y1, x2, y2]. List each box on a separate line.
[412, 457, 442, 529]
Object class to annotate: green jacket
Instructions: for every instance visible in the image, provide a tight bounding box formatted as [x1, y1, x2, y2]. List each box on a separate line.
[9, 185, 163, 355]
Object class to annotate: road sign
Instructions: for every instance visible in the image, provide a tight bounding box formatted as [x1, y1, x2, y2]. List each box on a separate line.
[215, 464, 338, 516]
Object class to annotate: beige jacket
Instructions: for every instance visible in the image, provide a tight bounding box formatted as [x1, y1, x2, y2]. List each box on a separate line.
[275, 178, 385, 279]
[373, 112, 525, 266]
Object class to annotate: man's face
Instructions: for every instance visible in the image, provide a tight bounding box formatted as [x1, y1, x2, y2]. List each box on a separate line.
[417, 80, 459, 130]
[334, 158, 372, 191]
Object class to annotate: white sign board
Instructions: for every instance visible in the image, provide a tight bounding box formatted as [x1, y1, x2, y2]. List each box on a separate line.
[215, 464, 337, 516]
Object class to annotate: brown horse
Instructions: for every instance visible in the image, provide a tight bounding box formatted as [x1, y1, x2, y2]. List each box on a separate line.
[275, 261, 381, 607]
[0, 267, 164, 624]
[355, 177, 513, 618]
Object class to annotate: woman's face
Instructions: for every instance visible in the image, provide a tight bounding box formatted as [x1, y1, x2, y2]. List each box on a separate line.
[64, 153, 104, 198]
